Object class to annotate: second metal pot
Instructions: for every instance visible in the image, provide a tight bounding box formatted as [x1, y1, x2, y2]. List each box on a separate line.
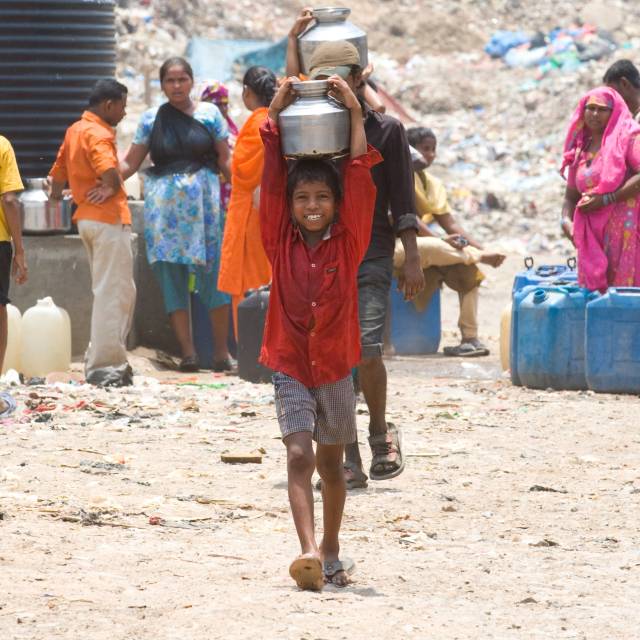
[19, 178, 73, 235]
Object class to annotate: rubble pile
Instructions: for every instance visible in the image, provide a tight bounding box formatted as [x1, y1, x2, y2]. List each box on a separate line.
[115, 0, 640, 253]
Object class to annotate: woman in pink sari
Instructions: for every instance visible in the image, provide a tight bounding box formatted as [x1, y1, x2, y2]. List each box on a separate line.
[560, 87, 640, 291]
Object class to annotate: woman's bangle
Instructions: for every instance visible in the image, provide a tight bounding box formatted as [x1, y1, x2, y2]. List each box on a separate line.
[603, 192, 618, 206]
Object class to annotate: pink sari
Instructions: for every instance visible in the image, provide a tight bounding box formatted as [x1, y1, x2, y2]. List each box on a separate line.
[562, 87, 640, 291]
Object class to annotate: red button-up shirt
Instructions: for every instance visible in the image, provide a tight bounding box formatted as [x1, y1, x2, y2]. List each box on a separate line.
[259, 118, 381, 388]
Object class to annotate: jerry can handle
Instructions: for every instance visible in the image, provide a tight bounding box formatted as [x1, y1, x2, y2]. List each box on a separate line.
[524, 256, 534, 269]
[610, 287, 640, 297]
[566, 256, 577, 270]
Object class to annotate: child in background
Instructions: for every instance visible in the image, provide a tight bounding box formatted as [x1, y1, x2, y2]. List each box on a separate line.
[259, 75, 381, 590]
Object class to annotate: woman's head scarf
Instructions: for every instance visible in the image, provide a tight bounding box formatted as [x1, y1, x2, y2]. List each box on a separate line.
[200, 81, 238, 137]
[561, 86, 640, 193]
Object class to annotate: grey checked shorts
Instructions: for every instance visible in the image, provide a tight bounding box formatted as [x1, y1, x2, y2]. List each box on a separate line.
[273, 372, 357, 445]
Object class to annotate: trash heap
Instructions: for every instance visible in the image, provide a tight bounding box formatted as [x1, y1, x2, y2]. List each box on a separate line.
[115, 0, 640, 254]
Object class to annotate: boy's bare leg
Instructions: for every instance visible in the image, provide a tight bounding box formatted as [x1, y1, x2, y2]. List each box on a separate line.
[285, 431, 318, 553]
[316, 443, 348, 586]
[285, 431, 323, 590]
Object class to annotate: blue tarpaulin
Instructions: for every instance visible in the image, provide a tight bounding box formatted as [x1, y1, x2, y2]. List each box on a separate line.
[187, 37, 287, 81]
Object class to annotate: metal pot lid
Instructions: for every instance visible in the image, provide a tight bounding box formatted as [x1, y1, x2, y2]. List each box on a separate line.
[312, 7, 350, 22]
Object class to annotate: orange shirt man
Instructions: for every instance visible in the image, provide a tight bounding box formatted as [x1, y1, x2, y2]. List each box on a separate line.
[49, 79, 136, 386]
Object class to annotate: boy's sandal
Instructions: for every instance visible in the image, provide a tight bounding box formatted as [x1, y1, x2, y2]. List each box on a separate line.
[323, 557, 356, 587]
[314, 461, 368, 491]
[368, 423, 405, 481]
[289, 554, 324, 591]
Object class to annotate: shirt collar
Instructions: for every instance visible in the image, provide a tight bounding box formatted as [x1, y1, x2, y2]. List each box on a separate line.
[293, 223, 337, 243]
[81, 110, 114, 134]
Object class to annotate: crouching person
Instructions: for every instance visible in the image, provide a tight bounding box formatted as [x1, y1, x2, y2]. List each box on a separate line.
[260, 76, 381, 589]
[49, 79, 136, 386]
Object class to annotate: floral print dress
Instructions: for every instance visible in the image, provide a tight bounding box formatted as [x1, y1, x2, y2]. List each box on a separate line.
[134, 102, 228, 267]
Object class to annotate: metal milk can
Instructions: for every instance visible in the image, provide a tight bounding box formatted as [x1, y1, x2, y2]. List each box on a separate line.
[278, 80, 350, 158]
[298, 7, 368, 75]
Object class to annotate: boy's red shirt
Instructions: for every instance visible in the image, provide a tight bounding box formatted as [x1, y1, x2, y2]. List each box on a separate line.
[259, 118, 382, 388]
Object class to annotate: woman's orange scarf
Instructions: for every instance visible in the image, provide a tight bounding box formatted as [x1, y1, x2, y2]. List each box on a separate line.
[218, 107, 271, 297]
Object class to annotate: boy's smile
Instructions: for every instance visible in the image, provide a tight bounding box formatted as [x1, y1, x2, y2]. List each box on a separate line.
[291, 180, 337, 238]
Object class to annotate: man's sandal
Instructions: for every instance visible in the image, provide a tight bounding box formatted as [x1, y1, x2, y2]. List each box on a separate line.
[323, 557, 356, 587]
[368, 423, 405, 481]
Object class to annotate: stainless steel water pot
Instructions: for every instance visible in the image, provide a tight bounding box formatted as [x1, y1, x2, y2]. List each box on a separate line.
[19, 178, 73, 235]
[278, 80, 350, 158]
[298, 7, 368, 75]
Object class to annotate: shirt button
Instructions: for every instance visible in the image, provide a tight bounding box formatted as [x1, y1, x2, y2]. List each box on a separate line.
[311, 361, 316, 365]
[310, 331, 316, 337]
[311, 302, 317, 307]
[311, 263, 316, 268]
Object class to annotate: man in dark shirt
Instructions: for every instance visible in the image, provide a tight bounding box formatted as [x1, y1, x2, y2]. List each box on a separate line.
[286, 19, 425, 487]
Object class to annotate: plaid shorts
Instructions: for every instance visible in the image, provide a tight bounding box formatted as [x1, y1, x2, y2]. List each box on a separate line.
[273, 372, 357, 445]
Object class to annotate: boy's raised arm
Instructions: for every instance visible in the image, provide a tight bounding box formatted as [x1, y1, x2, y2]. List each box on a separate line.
[259, 78, 298, 259]
[326, 75, 366, 158]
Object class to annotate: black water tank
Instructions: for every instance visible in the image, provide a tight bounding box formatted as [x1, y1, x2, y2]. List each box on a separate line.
[238, 287, 273, 384]
[0, 0, 116, 179]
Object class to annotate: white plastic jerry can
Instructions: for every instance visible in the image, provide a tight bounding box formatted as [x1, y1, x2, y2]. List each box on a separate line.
[2, 304, 22, 374]
[19, 297, 71, 378]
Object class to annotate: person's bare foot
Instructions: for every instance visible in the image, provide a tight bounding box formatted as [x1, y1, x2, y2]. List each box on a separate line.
[289, 552, 324, 591]
[480, 252, 506, 268]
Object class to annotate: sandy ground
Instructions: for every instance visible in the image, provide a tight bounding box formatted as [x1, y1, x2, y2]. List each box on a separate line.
[2, 253, 640, 640]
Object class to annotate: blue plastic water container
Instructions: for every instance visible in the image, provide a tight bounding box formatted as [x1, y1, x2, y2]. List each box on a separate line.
[389, 281, 441, 355]
[509, 284, 538, 386]
[586, 287, 640, 393]
[515, 285, 589, 390]
[512, 256, 577, 294]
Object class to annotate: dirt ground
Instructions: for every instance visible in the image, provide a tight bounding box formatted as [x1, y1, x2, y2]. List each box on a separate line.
[2, 253, 639, 640]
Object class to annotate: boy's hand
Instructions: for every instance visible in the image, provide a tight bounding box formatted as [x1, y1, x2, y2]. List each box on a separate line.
[327, 75, 360, 111]
[268, 76, 298, 121]
[289, 7, 314, 38]
[12, 249, 28, 285]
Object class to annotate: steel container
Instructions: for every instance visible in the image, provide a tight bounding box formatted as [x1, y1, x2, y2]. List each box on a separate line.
[279, 80, 350, 158]
[20, 178, 73, 235]
[298, 7, 368, 76]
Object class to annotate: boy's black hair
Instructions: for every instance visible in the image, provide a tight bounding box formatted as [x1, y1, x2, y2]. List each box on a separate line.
[159, 56, 194, 82]
[88, 79, 128, 106]
[603, 59, 640, 88]
[287, 158, 342, 203]
[243, 66, 277, 107]
[406, 126, 436, 148]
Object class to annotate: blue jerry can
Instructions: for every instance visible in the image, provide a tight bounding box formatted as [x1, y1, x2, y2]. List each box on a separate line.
[389, 281, 441, 355]
[515, 285, 589, 391]
[586, 287, 640, 394]
[512, 256, 577, 294]
[509, 284, 538, 386]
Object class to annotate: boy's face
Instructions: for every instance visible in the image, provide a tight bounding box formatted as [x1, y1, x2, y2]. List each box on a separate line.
[291, 180, 336, 234]
[416, 137, 436, 168]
